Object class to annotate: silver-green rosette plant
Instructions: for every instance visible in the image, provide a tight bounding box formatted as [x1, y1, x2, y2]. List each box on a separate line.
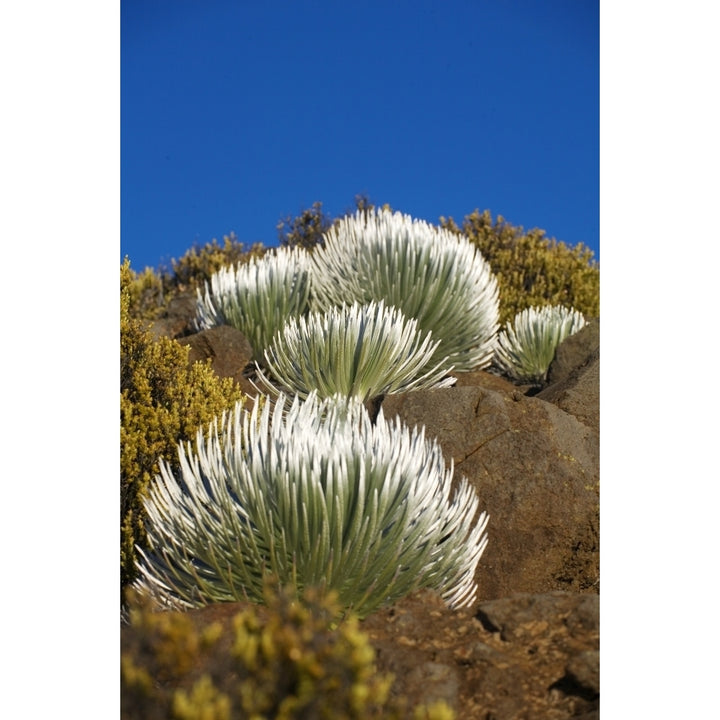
[194, 246, 312, 359]
[493, 304, 587, 385]
[254, 299, 456, 402]
[310, 207, 500, 372]
[133, 392, 489, 618]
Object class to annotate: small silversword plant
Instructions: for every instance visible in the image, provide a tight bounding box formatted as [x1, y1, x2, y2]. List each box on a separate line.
[134, 392, 489, 617]
[310, 207, 500, 372]
[493, 304, 587, 385]
[254, 299, 456, 402]
[194, 246, 311, 359]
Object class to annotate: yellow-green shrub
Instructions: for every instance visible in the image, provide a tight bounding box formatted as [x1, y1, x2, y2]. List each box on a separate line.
[121, 582, 455, 720]
[122, 265, 168, 324]
[440, 209, 599, 325]
[121, 260, 246, 596]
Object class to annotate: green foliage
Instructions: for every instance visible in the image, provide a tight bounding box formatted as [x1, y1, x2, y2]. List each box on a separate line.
[121, 260, 246, 596]
[493, 304, 587, 386]
[256, 300, 456, 402]
[440, 209, 599, 325]
[122, 582, 455, 720]
[134, 393, 488, 618]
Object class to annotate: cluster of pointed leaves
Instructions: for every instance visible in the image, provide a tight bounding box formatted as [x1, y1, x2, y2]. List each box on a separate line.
[134, 392, 489, 618]
[194, 246, 312, 360]
[310, 208, 500, 372]
[254, 300, 456, 402]
[493, 304, 587, 385]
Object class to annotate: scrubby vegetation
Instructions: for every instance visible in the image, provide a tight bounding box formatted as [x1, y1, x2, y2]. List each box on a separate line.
[275, 198, 599, 331]
[120, 199, 597, 717]
[121, 203, 598, 596]
[124, 200, 598, 332]
[123, 234, 266, 325]
[121, 260, 246, 597]
[170, 233, 266, 293]
[276, 200, 334, 251]
[122, 582, 455, 720]
[276, 195, 381, 252]
[439, 209, 599, 325]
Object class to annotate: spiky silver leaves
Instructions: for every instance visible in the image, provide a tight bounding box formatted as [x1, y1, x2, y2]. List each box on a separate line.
[254, 300, 455, 402]
[493, 304, 587, 385]
[195, 246, 311, 359]
[134, 393, 489, 618]
[310, 208, 500, 372]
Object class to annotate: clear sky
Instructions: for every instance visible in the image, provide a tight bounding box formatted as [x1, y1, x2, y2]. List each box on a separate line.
[121, 0, 599, 272]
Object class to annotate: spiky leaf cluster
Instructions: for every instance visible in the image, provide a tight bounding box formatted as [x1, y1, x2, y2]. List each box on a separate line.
[134, 393, 488, 618]
[310, 208, 500, 372]
[195, 246, 312, 359]
[255, 300, 456, 402]
[493, 304, 587, 385]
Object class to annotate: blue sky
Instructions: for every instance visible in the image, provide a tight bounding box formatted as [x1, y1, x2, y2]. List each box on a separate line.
[121, 0, 599, 272]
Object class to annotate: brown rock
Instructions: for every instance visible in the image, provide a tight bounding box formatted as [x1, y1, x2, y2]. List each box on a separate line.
[537, 320, 599, 434]
[147, 291, 199, 340]
[475, 591, 599, 639]
[380, 383, 599, 601]
[565, 649, 600, 698]
[362, 589, 599, 719]
[177, 325, 257, 397]
[546, 320, 599, 387]
[451, 369, 524, 394]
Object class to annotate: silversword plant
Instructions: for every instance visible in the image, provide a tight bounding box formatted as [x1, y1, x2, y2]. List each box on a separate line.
[254, 299, 456, 402]
[134, 392, 489, 617]
[195, 246, 312, 359]
[310, 207, 500, 372]
[493, 304, 587, 385]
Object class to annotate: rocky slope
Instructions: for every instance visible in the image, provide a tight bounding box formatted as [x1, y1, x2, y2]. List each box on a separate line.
[127, 298, 600, 719]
